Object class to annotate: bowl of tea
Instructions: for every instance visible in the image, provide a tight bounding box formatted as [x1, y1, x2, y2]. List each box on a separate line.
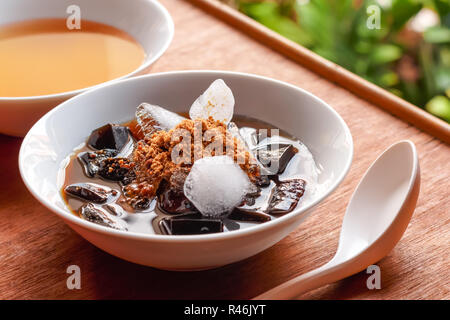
[0, 0, 174, 137]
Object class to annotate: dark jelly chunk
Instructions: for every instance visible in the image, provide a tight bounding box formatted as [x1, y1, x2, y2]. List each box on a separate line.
[269, 179, 306, 215]
[64, 183, 115, 203]
[77, 149, 117, 177]
[130, 197, 152, 211]
[171, 212, 203, 220]
[157, 169, 196, 214]
[158, 188, 197, 214]
[169, 167, 190, 190]
[229, 208, 271, 223]
[87, 124, 131, 151]
[121, 183, 152, 211]
[223, 219, 240, 231]
[256, 144, 297, 175]
[103, 204, 125, 217]
[240, 184, 262, 206]
[161, 218, 223, 235]
[98, 158, 135, 182]
[79, 203, 127, 230]
[254, 174, 270, 188]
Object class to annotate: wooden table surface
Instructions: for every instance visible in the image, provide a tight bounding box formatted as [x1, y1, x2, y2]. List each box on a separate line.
[1, 0, 449, 300]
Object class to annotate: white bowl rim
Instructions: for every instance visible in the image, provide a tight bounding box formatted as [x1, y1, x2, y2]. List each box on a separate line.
[0, 0, 174, 101]
[19, 70, 354, 243]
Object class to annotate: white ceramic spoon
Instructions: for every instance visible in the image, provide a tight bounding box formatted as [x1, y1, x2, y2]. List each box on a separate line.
[255, 140, 420, 300]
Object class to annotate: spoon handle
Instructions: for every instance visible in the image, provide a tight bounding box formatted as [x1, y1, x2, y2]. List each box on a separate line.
[253, 261, 343, 300]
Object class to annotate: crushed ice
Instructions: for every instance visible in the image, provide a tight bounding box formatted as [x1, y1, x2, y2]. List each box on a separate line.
[183, 156, 254, 218]
[136, 103, 185, 136]
[189, 79, 235, 124]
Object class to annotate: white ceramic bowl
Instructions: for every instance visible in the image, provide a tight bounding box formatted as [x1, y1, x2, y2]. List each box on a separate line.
[0, 0, 174, 137]
[19, 71, 353, 270]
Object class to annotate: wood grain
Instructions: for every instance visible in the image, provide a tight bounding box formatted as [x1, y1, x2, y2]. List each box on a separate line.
[188, 0, 450, 145]
[0, 0, 449, 299]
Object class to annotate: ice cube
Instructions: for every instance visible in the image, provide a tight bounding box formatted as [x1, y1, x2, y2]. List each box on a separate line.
[135, 103, 186, 137]
[227, 122, 248, 147]
[189, 79, 235, 124]
[183, 156, 254, 218]
[239, 127, 258, 150]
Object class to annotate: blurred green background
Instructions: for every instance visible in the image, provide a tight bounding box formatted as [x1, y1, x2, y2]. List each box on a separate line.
[220, 0, 450, 123]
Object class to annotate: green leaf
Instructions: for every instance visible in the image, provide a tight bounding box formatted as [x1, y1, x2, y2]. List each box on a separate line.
[240, 2, 312, 46]
[432, 0, 450, 22]
[441, 47, 450, 66]
[419, 42, 437, 98]
[434, 67, 450, 92]
[425, 95, 450, 122]
[370, 44, 403, 64]
[401, 81, 423, 105]
[239, 2, 276, 20]
[389, 88, 403, 97]
[391, 0, 423, 31]
[294, 0, 334, 48]
[354, 41, 373, 54]
[378, 71, 399, 87]
[232, 0, 448, 120]
[424, 26, 450, 43]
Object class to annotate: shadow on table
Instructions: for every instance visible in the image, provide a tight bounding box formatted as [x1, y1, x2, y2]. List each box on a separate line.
[84, 240, 291, 300]
[300, 256, 397, 300]
[83, 241, 396, 299]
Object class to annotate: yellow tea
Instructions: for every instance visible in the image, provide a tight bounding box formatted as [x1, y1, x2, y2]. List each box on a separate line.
[0, 19, 146, 97]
